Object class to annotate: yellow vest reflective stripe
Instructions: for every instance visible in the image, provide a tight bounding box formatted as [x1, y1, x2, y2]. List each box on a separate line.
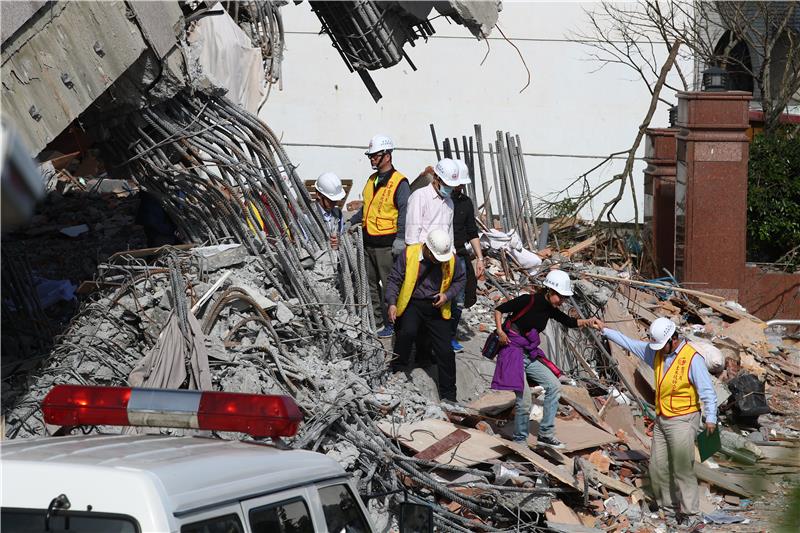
[363, 170, 407, 236]
[396, 244, 455, 319]
[654, 341, 701, 418]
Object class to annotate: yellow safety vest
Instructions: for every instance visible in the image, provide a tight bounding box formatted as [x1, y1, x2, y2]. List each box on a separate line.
[396, 244, 455, 319]
[246, 201, 266, 234]
[654, 341, 701, 418]
[363, 170, 407, 236]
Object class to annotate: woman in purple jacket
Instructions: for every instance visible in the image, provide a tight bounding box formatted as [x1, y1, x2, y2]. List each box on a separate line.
[491, 270, 600, 448]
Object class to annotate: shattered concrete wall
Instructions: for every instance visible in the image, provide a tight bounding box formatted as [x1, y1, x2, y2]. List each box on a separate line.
[0, 1, 185, 156]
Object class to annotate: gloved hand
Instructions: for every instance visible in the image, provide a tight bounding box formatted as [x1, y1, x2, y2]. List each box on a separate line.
[392, 238, 406, 256]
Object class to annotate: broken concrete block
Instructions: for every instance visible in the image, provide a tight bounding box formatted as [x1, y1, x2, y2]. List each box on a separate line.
[194, 243, 248, 271]
[603, 494, 629, 516]
[274, 301, 295, 324]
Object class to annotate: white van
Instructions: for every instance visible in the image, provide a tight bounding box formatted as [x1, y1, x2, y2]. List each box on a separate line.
[2, 434, 375, 532]
[0, 385, 432, 532]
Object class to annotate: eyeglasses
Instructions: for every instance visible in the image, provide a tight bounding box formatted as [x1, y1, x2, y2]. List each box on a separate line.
[367, 151, 386, 160]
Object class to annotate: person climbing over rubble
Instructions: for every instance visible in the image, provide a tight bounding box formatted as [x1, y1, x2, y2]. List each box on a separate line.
[596, 317, 717, 530]
[384, 228, 465, 403]
[449, 159, 485, 353]
[401, 157, 460, 361]
[313, 172, 346, 250]
[348, 135, 411, 338]
[491, 270, 601, 449]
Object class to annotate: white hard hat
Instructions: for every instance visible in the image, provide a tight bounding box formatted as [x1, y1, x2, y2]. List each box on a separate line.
[425, 228, 453, 263]
[454, 159, 471, 185]
[648, 317, 677, 350]
[434, 158, 461, 187]
[543, 270, 573, 296]
[314, 172, 346, 201]
[365, 134, 394, 155]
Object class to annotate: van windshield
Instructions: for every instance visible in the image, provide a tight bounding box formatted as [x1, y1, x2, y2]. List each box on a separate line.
[1, 508, 139, 533]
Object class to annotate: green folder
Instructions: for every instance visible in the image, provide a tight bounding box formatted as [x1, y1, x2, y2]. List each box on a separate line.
[697, 426, 722, 462]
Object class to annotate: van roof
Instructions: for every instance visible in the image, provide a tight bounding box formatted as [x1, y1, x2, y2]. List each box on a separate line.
[1, 434, 346, 518]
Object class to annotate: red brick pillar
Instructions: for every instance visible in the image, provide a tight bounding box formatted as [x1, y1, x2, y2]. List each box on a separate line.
[674, 91, 751, 299]
[644, 128, 678, 275]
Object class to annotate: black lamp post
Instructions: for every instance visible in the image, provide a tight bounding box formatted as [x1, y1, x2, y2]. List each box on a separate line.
[668, 106, 678, 127]
[702, 66, 729, 91]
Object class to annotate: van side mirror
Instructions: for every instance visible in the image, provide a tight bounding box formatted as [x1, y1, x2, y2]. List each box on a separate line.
[399, 501, 433, 533]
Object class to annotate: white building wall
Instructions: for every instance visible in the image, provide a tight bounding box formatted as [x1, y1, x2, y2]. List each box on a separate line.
[260, 1, 691, 223]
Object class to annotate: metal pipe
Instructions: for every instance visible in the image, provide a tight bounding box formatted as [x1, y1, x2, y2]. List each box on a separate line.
[488, 143, 505, 231]
[765, 319, 800, 326]
[475, 125, 493, 226]
[429, 123, 441, 161]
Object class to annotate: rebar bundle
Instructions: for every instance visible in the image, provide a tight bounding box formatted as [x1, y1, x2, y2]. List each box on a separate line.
[431, 124, 540, 250]
[309, 0, 435, 101]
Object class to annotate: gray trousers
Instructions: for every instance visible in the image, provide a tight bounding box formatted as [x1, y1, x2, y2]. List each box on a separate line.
[650, 412, 701, 515]
[365, 245, 394, 327]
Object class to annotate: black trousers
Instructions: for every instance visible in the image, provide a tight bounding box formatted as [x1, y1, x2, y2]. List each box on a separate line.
[394, 299, 457, 401]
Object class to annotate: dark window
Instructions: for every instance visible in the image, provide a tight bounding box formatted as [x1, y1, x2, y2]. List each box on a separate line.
[1, 508, 139, 533]
[318, 484, 370, 533]
[181, 513, 243, 533]
[249, 498, 314, 533]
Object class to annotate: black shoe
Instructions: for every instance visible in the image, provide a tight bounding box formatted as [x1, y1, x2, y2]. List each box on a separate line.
[536, 434, 566, 449]
[389, 363, 407, 373]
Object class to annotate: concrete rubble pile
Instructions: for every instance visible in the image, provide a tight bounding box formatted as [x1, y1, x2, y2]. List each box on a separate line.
[6, 199, 799, 531]
[4, 110, 798, 531]
[399, 226, 800, 531]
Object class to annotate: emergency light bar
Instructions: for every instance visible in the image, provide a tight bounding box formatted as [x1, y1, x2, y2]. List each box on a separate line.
[42, 385, 303, 438]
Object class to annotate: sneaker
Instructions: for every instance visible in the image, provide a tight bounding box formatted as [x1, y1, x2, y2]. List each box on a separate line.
[376, 325, 394, 338]
[536, 434, 566, 449]
[451, 340, 464, 353]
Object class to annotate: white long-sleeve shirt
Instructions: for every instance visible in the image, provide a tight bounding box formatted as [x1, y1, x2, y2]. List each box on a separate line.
[602, 328, 717, 424]
[404, 184, 453, 245]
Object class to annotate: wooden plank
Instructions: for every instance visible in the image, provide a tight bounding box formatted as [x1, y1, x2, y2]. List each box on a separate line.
[619, 285, 659, 307]
[723, 318, 769, 349]
[697, 296, 754, 322]
[560, 385, 600, 419]
[414, 429, 470, 461]
[377, 419, 506, 467]
[467, 390, 516, 416]
[592, 470, 640, 496]
[602, 298, 654, 403]
[546, 500, 582, 525]
[504, 440, 588, 493]
[582, 272, 727, 301]
[563, 235, 597, 257]
[601, 403, 650, 453]
[553, 417, 618, 453]
[694, 463, 752, 497]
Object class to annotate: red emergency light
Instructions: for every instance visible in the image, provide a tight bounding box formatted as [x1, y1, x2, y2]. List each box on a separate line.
[42, 385, 303, 438]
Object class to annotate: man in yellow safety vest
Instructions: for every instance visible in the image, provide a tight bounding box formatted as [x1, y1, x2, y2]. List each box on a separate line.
[384, 228, 466, 402]
[349, 135, 411, 338]
[597, 317, 717, 530]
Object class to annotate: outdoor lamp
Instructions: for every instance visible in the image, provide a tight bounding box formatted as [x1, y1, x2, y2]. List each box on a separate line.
[702, 66, 729, 92]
